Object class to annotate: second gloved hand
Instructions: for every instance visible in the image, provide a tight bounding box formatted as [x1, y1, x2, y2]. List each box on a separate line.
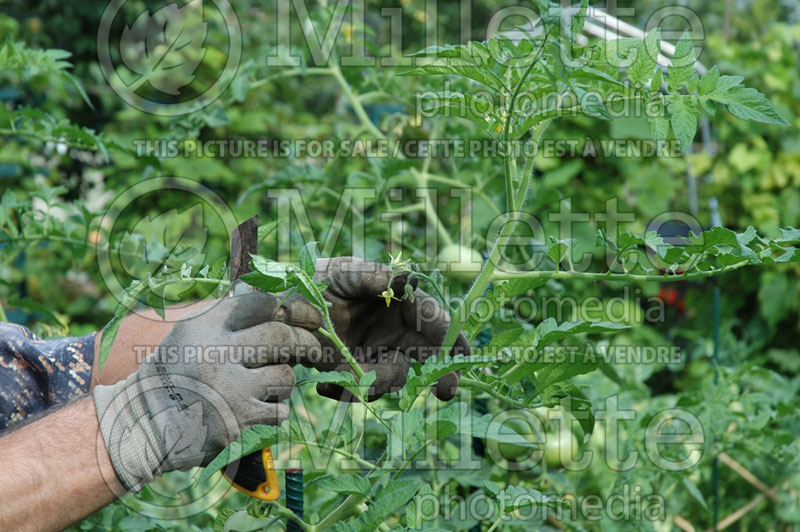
[309, 257, 470, 402]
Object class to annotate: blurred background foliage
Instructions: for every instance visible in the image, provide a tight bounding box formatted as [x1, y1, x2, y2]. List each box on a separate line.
[1, 0, 799, 530]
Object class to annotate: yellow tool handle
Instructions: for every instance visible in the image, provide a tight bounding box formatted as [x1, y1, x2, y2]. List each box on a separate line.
[223, 447, 280, 501]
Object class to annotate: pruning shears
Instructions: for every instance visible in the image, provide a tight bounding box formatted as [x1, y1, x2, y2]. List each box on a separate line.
[223, 214, 281, 501]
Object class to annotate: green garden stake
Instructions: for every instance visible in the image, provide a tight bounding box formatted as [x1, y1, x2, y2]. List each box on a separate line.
[285, 468, 304, 532]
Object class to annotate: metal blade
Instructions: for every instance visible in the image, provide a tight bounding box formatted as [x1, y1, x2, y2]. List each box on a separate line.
[230, 215, 259, 295]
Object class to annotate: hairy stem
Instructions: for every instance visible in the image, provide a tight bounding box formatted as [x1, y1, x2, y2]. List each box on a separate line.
[490, 262, 751, 283]
[264, 502, 313, 532]
[0, 128, 102, 151]
[486, 513, 506, 532]
[149, 277, 231, 291]
[302, 441, 376, 471]
[317, 320, 364, 380]
[249, 67, 332, 87]
[437, 37, 551, 359]
[502, 30, 549, 211]
[437, 121, 550, 359]
[459, 377, 536, 409]
[315, 290, 393, 431]
[390, 442, 428, 480]
[329, 63, 387, 140]
[315, 494, 368, 531]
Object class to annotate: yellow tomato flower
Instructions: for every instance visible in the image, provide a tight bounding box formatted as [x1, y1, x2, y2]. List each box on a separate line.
[380, 287, 394, 307]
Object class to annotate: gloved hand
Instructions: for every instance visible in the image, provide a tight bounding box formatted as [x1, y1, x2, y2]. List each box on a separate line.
[309, 257, 470, 402]
[93, 291, 322, 492]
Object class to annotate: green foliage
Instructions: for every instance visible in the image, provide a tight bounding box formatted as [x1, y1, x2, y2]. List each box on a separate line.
[0, 41, 106, 155]
[398, 355, 499, 409]
[586, 225, 800, 279]
[409, 26, 786, 156]
[464, 278, 547, 339]
[329, 479, 420, 532]
[243, 243, 328, 309]
[3, 2, 799, 532]
[199, 424, 281, 482]
[0, 40, 91, 106]
[316, 475, 372, 497]
[484, 481, 568, 512]
[98, 279, 148, 369]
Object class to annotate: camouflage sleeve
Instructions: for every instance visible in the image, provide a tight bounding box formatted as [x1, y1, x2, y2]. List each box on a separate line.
[0, 323, 95, 431]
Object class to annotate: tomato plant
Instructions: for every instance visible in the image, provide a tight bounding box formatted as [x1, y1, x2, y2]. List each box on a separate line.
[1, 0, 799, 531]
[187, 4, 797, 531]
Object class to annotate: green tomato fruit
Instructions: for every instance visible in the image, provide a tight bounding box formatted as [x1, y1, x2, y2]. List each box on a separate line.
[544, 429, 578, 468]
[496, 418, 542, 461]
[438, 244, 483, 281]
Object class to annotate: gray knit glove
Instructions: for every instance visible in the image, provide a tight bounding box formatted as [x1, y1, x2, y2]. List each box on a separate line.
[93, 291, 322, 492]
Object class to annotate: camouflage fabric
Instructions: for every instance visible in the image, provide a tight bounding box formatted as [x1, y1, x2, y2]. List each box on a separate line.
[0, 323, 95, 430]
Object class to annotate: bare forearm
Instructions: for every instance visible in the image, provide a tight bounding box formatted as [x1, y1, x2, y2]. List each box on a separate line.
[0, 397, 122, 532]
[91, 301, 209, 387]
